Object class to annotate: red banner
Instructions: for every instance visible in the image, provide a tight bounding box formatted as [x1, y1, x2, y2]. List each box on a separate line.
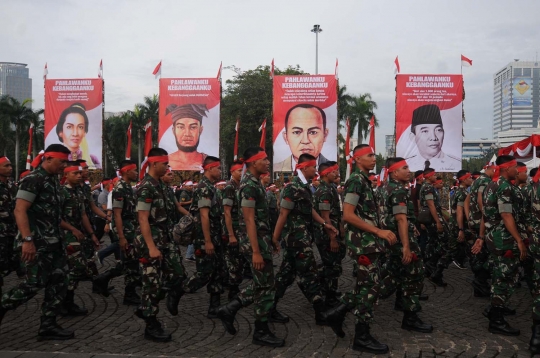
[395, 74, 463, 172]
[44, 79, 103, 169]
[158, 78, 220, 171]
[272, 75, 337, 172]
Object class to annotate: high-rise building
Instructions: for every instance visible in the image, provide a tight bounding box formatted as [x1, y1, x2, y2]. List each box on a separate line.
[493, 60, 540, 140]
[0, 62, 32, 105]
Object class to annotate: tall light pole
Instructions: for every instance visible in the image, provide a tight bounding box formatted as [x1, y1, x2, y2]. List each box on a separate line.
[311, 24, 322, 74]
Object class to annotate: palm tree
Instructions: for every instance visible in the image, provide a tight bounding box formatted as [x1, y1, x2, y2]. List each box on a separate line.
[348, 93, 378, 143]
[337, 84, 354, 131]
[127, 104, 148, 169]
[103, 113, 130, 176]
[138, 94, 159, 145]
[0, 95, 42, 177]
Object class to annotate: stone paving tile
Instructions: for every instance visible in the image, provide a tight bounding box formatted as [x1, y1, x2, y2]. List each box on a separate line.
[0, 241, 535, 357]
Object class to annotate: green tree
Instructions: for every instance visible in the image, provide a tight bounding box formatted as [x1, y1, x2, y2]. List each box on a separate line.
[348, 93, 378, 142]
[103, 113, 132, 177]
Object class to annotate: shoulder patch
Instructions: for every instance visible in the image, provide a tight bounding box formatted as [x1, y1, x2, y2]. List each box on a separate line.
[145, 198, 153, 203]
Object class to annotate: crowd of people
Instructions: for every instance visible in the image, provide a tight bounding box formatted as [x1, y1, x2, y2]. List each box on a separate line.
[0, 142, 539, 355]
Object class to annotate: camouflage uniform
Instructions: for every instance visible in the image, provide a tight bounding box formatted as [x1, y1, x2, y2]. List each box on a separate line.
[61, 184, 99, 290]
[274, 176, 324, 305]
[379, 178, 424, 313]
[448, 186, 471, 266]
[266, 190, 278, 231]
[468, 175, 491, 277]
[1, 166, 68, 317]
[236, 171, 275, 322]
[221, 179, 245, 287]
[339, 171, 385, 324]
[111, 178, 141, 288]
[516, 183, 533, 290]
[0, 178, 19, 293]
[134, 173, 186, 318]
[483, 177, 522, 310]
[182, 176, 224, 294]
[529, 181, 540, 320]
[81, 182, 101, 260]
[419, 182, 449, 273]
[313, 179, 344, 299]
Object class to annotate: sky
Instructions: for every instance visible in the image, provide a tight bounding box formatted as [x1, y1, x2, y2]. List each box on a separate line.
[2, 0, 539, 154]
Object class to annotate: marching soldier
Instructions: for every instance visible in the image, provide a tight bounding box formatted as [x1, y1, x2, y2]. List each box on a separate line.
[0, 156, 18, 298]
[528, 167, 540, 353]
[217, 147, 284, 347]
[0, 145, 74, 340]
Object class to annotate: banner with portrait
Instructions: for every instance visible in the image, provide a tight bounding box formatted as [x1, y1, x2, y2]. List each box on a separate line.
[395, 74, 463, 172]
[158, 78, 221, 171]
[272, 75, 337, 172]
[44, 79, 103, 170]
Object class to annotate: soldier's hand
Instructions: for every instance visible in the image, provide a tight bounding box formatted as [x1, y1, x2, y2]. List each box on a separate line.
[205, 241, 215, 256]
[458, 231, 465, 242]
[91, 234, 100, 249]
[420, 224, 426, 230]
[518, 241, 527, 261]
[471, 239, 484, 254]
[330, 239, 340, 253]
[104, 224, 110, 233]
[149, 247, 162, 261]
[377, 229, 397, 245]
[229, 235, 238, 246]
[324, 224, 338, 235]
[21, 241, 36, 262]
[436, 222, 444, 233]
[413, 227, 420, 238]
[272, 238, 281, 254]
[402, 247, 412, 265]
[253, 252, 265, 271]
[119, 237, 128, 252]
[72, 229, 85, 241]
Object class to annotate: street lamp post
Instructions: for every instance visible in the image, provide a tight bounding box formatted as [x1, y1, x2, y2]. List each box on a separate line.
[311, 24, 322, 75]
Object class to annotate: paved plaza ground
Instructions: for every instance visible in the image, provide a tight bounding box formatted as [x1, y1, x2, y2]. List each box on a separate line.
[0, 242, 535, 358]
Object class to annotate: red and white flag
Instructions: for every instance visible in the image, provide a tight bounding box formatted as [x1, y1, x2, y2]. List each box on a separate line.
[217, 61, 222, 81]
[152, 60, 162, 79]
[394, 56, 400, 74]
[270, 58, 274, 79]
[345, 117, 352, 180]
[335, 58, 339, 80]
[368, 115, 375, 152]
[98, 59, 103, 78]
[126, 120, 132, 160]
[233, 119, 240, 160]
[139, 119, 153, 180]
[461, 54, 473, 67]
[26, 123, 34, 170]
[43, 63, 48, 81]
[259, 118, 267, 148]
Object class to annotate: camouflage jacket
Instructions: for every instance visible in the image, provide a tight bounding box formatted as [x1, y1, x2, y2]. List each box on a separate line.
[61, 184, 86, 237]
[313, 179, 342, 245]
[112, 178, 138, 239]
[0, 179, 17, 238]
[178, 189, 192, 204]
[222, 179, 240, 236]
[531, 181, 540, 247]
[237, 171, 272, 259]
[513, 184, 529, 234]
[266, 190, 277, 210]
[419, 181, 444, 223]
[450, 186, 468, 230]
[380, 178, 416, 243]
[279, 176, 313, 248]
[343, 170, 384, 256]
[136, 173, 175, 245]
[16, 166, 64, 244]
[468, 174, 490, 230]
[81, 182, 94, 222]
[190, 175, 222, 238]
[482, 176, 521, 254]
[520, 183, 533, 226]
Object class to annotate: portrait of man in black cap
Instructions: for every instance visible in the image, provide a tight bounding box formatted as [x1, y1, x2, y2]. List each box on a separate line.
[405, 104, 460, 171]
[167, 103, 209, 171]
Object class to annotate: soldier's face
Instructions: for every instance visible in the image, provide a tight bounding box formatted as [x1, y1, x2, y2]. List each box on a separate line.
[162, 172, 173, 184]
[283, 107, 328, 161]
[82, 168, 89, 180]
[153, 161, 169, 177]
[66, 171, 82, 185]
[0, 161, 13, 177]
[231, 168, 242, 182]
[412, 124, 444, 159]
[127, 168, 138, 182]
[517, 170, 528, 183]
[208, 165, 221, 181]
[393, 165, 410, 183]
[354, 153, 376, 172]
[302, 164, 317, 180]
[253, 156, 270, 176]
[505, 164, 518, 180]
[49, 157, 68, 174]
[185, 185, 193, 191]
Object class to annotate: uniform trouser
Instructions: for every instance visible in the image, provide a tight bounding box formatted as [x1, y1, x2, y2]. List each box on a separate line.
[490, 253, 520, 308]
[340, 253, 384, 324]
[316, 241, 345, 296]
[139, 241, 186, 318]
[469, 228, 491, 285]
[237, 253, 276, 323]
[0, 235, 19, 297]
[182, 236, 225, 294]
[530, 245, 540, 320]
[380, 241, 424, 313]
[1, 241, 67, 317]
[274, 246, 324, 304]
[223, 239, 245, 286]
[426, 223, 450, 277]
[66, 238, 99, 291]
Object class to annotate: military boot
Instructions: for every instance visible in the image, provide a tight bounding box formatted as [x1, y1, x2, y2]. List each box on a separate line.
[320, 302, 352, 338]
[217, 297, 243, 335]
[529, 320, 540, 354]
[166, 286, 184, 316]
[207, 293, 221, 319]
[352, 322, 389, 354]
[228, 285, 240, 301]
[483, 304, 516, 318]
[428, 267, 448, 287]
[314, 300, 328, 326]
[269, 299, 289, 323]
[394, 289, 404, 311]
[123, 285, 141, 306]
[37, 316, 74, 341]
[401, 311, 433, 333]
[144, 316, 172, 342]
[488, 306, 520, 336]
[61, 290, 88, 316]
[252, 320, 285, 347]
[92, 270, 113, 297]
